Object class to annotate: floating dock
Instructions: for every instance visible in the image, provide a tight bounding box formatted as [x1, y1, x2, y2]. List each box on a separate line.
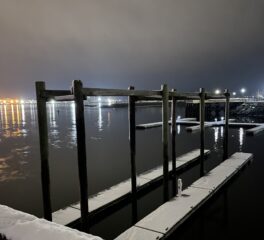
[136, 118, 197, 129]
[52, 149, 210, 226]
[137, 119, 264, 136]
[115, 152, 253, 240]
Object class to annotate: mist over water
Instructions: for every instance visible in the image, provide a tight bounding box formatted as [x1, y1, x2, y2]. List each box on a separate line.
[0, 103, 262, 239]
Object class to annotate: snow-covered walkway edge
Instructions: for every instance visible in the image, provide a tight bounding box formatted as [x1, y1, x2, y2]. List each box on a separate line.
[0, 205, 103, 240]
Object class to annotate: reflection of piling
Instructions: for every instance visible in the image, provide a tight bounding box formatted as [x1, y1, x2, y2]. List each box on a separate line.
[35, 82, 52, 221]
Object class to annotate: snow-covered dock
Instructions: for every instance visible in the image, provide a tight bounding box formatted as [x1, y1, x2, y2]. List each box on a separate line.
[137, 119, 264, 136]
[245, 124, 264, 136]
[0, 205, 102, 240]
[115, 152, 253, 240]
[52, 149, 210, 226]
[136, 118, 197, 129]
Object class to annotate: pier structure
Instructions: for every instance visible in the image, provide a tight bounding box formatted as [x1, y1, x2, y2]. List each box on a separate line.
[35, 81, 245, 237]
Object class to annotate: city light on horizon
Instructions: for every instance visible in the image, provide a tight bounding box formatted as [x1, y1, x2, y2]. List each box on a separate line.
[215, 89, 221, 95]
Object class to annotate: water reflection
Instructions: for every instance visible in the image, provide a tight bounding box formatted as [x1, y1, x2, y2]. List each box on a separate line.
[11, 105, 15, 125]
[67, 102, 77, 148]
[214, 127, 219, 143]
[4, 105, 7, 127]
[48, 101, 56, 128]
[98, 104, 103, 131]
[21, 104, 25, 126]
[177, 125, 181, 134]
[239, 127, 244, 151]
[220, 126, 224, 138]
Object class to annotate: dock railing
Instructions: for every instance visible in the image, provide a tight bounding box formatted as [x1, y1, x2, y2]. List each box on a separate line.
[35, 80, 230, 231]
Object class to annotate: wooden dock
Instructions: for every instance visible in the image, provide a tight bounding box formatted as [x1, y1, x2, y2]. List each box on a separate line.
[52, 149, 210, 226]
[137, 119, 264, 136]
[115, 152, 253, 240]
[136, 118, 197, 129]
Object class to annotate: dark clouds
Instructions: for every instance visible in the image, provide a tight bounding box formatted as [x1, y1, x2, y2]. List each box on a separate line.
[0, 0, 264, 97]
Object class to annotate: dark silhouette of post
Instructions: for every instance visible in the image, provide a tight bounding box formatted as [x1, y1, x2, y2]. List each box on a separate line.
[35, 81, 52, 221]
[223, 89, 230, 160]
[128, 86, 138, 223]
[199, 88, 205, 177]
[171, 89, 177, 196]
[72, 80, 89, 231]
[162, 84, 169, 202]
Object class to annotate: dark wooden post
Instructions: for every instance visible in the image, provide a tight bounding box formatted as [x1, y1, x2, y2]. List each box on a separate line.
[128, 86, 137, 223]
[162, 84, 169, 202]
[199, 88, 205, 177]
[171, 89, 177, 196]
[72, 80, 89, 231]
[223, 89, 230, 161]
[35, 81, 52, 221]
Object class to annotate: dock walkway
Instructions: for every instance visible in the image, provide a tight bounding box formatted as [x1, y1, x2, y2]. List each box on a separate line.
[137, 119, 264, 135]
[115, 152, 253, 240]
[52, 149, 210, 226]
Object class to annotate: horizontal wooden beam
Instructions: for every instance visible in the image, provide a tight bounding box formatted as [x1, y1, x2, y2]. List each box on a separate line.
[43, 90, 72, 99]
[53, 95, 75, 101]
[82, 88, 162, 97]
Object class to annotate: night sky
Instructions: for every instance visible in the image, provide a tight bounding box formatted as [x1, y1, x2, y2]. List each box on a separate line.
[1, 0, 264, 98]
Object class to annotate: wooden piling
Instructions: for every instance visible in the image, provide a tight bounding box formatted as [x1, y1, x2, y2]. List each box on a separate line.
[223, 89, 230, 161]
[72, 80, 89, 231]
[128, 86, 137, 223]
[171, 89, 177, 196]
[162, 84, 169, 202]
[199, 88, 205, 177]
[35, 81, 52, 221]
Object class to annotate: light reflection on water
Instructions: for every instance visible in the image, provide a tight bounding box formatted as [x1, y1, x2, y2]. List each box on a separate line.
[0, 103, 248, 183]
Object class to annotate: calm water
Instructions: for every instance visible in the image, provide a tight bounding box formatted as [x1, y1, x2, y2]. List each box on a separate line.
[0, 103, 262, 239]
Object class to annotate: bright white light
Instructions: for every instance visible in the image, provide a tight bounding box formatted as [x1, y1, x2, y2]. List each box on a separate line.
[50, 100, 55, 104]
[107, 98, 112, 106]
[232, 92, 236, 96]
[20, 99, 25, 104]
[214, 118, 217, 122]
[221, 116, 224, 121]
[98, 97, 102, 102]
[215, 89, 221, 95]
[240, 88, 246, 94]
[177, 116, 181, 120]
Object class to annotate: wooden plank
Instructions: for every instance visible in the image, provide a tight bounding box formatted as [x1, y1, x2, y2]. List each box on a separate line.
[115, 152, 252, 239]
[54, 95, 75, 101]
[136, 118, 198, 129]
[52, 149, 209, 226]
[115, 226, 163, 240]
[246, 124, 264, 136]
[134, 187, 211, 235]
[82, 88, 162, 97]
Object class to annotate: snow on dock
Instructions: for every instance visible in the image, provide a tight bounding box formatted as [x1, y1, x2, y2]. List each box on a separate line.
[115, 152, 253, 240]
[137, 118, 264, 136]
[136, 118, 197, 129]
[0, 205, 102, 240]
[52, 149, 210, 226]
[246, 124, 264, 136]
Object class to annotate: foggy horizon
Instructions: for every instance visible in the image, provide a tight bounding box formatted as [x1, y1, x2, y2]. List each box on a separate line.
[1, 0, 264, 98]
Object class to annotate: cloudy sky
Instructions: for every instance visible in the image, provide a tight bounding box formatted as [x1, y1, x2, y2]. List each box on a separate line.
[0, 0, 264, 97]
